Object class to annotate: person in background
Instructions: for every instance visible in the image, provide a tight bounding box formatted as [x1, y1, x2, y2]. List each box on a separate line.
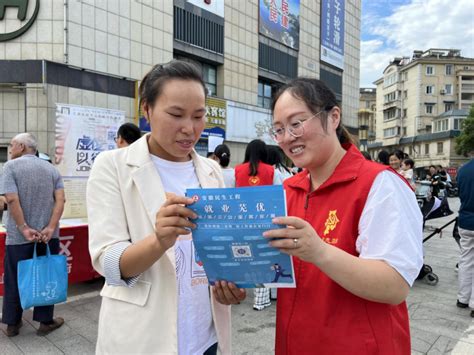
[456, 156, 474, 317]
[87, 61, 236, 354]
[377, 150, 390, 165]
[115, 122, 142, 148]
[2, 133, 65, 337]
[267, 145, 293, 184]
[361, 151, 372, 161]
[213, 144, 235, 188]
[428, 165, 445, 198]
[401, 158, 416, 189]
[264, 78, 422, 353]
[234, 139, 274, 311]
[389, 150, 404, 174]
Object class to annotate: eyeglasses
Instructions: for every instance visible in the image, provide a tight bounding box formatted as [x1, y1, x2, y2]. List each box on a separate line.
[270, 110, 324, 143]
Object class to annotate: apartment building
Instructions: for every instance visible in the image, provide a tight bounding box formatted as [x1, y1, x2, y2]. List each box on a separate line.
[0, 0, 361, 166]
[358, 87, 376, 152]
[369, 49, 473, 169]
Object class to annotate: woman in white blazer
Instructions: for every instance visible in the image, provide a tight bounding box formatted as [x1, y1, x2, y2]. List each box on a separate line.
[87, 61, 244, 354]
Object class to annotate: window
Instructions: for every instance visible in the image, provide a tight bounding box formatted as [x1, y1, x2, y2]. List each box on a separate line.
[202, 64, 217, 96]
[384, 91, 397, 103]
[383, 73, 398, 87]
[0, 146, 7, 163]
[446, 64, 453, 75]
[445, 103, 453, 112]
[425, 104, 434, 114]
[258, 80, 273, 109]
[383, 127, 400, 137]
[403, 109, 407, 118]
[437, 142, 443, 154]
[454, 118, 465, 130]
[403, 90, 408, 99]
[365, 100, 371, 108]
[445, 84, 452, 95]
[383, 108, 397, 121]
[403, 127, 407, 136]
[426, 85, 434, 94]
[424, 143, 430, 155]
[426, 65, 434, 75]
[434, 119, 448, 132]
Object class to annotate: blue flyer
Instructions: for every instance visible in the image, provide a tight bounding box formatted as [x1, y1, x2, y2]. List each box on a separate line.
[186, 185, 296, 288]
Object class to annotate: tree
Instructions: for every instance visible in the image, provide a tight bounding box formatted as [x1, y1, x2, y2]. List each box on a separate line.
[455, 104, 474, 156]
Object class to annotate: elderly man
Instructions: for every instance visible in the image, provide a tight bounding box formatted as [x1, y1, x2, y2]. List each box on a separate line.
[1, 133, 65, 337]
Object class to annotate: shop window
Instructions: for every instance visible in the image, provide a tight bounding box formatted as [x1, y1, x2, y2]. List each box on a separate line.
[258, 80, 273, 109]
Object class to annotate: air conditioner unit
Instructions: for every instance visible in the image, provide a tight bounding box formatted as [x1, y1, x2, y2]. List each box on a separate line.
[440, 89, 446, 95]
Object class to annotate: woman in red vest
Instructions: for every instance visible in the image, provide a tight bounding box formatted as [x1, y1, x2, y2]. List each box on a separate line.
[234, 139, 274, 187]
[260, 79, 423, 354]
[234, 139, 275, 310]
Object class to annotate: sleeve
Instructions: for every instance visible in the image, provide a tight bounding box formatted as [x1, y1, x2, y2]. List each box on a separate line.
[2, 163, 18, 194]
[86, 152, 141, 285]
[356, 170, 423, 286]
[273, 168, 284, 185]
[54, 169, 65, 190]
[103, 242, 140, 287]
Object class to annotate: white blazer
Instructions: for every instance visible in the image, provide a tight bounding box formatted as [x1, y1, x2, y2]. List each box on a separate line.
[87, 135, 231, 354]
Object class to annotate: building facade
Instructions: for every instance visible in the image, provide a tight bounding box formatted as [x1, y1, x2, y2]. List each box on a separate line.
[369, 49, 474, 169]
[358, 87, 376, 152]
[0, 0, 361, 167]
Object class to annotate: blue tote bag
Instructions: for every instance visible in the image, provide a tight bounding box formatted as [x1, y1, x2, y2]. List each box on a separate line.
[17, 242, 68, 310]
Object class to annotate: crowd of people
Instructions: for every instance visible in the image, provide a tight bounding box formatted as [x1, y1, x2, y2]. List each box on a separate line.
[0, 59, 472, 354]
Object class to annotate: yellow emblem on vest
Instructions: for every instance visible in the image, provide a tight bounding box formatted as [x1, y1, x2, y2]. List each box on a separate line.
[323, 210, 339, 236]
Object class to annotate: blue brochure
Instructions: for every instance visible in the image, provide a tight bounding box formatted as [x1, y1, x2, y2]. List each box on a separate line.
[186, 185, 296, 288]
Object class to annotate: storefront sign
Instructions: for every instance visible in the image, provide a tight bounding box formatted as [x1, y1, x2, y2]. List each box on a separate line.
[202, 97, 226, 139]
[320, 0, 345, 70]
[0, 0, 40, 42]
[259, 0, 300, 50]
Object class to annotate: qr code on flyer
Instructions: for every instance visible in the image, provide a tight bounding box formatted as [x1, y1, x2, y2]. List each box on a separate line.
[231, 245, 252, 258]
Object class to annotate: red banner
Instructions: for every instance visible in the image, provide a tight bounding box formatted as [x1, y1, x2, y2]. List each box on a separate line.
[0, 225, 100, 296]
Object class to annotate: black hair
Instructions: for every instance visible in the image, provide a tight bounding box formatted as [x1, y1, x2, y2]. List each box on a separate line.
[266, 145, 292, 174]
[117, 123, 142, 145]
[377, 150, 390, 165]
[214, 144, 231, 168]
[361, 151, 372, 161]
[138, 60, 206, 110]
[389, 149, 404, 161]
[403, 158, 414, 169]
[243, 139, 267, 176]
[271, 77, 353, 145]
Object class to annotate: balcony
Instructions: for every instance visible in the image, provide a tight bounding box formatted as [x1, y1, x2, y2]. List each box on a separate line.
[383, 100, 400, 109]
[461, 83, 474, 93]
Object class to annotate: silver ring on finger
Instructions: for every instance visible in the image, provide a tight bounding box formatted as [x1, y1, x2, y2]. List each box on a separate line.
[293, 238, 298, 248]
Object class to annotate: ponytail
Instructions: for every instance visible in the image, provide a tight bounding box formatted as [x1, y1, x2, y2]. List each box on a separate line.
[336, 124, 355, 145]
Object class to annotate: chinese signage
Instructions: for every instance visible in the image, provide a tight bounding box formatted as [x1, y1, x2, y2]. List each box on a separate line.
[259, 0, 300, 50]
[187, 0, 224, 17]
[320, 0, 345, 70]
[0, 0, 40, 42]
[202, 97, 226, 139]
[55, 104, 125, 218]
[187, 185, 295, 288]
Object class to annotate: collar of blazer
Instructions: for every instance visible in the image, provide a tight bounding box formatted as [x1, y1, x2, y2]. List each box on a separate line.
[125, 133, 221, 228]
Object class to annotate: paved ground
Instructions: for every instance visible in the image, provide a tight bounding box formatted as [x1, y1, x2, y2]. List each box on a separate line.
[1, 197, 473, 354]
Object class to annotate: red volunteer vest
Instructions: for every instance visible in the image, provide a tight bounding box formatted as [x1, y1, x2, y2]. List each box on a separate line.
[234, 162, 274, 187]
[276, 144, 411, 355]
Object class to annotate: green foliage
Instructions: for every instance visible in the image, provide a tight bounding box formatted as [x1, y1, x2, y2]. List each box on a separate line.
[456, 105, 474, 156]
